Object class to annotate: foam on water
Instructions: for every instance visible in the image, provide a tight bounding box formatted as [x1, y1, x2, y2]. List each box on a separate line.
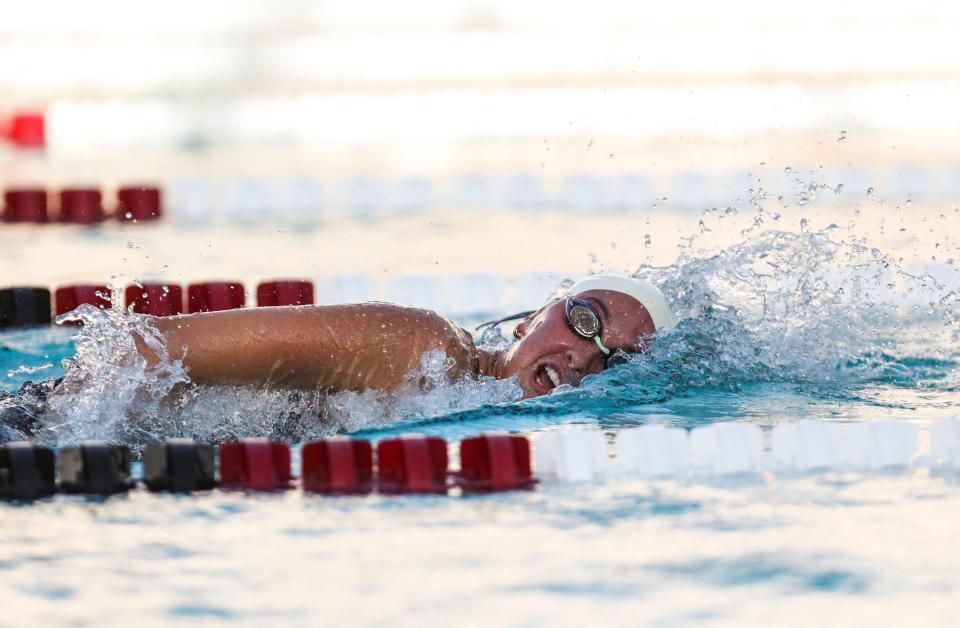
[6, 221, 958, 449]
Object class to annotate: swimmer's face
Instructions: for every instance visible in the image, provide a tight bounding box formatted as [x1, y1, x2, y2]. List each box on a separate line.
[499, 289, 656, 399]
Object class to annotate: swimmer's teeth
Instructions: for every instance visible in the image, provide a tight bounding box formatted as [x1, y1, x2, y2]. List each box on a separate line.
[545, 366, 560, 387]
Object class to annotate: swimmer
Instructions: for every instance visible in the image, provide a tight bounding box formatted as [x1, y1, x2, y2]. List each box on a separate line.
[135, 273, 676, 399]
[0, 274, 675, 440]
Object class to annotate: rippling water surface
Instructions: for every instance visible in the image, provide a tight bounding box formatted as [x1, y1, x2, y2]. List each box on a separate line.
[2, 222, 959, 626]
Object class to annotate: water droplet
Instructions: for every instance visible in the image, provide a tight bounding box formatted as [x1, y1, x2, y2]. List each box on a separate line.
[866, 187, 874, 197]
[834, 183, 845, 196]
[837, 130, 847, 142]
[724, 206, 737, 216]
[126, 242, 134, 249]
[784, 166, 793, 174]
[644, 234, 652, 248]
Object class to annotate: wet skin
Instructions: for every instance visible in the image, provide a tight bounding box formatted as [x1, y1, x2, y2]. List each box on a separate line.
[135, 289, 655, 399]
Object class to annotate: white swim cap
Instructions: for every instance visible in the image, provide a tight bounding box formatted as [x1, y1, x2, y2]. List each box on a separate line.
[567, 274, 677, 331]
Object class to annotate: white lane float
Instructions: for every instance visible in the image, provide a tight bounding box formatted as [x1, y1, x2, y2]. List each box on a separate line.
[771, 420, 845, 472]
[690, 422, 764, 476]
[533, 430, 607, 482]
[842, 420, 918, 471]
[314, 275, 379, 305]
[615, 425, 689, 478]
[384, 274, 444, 310]
[441, 273, 508, 318]
[929, 418, 960, 470]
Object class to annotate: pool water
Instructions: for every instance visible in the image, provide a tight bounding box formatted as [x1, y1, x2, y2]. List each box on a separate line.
[2, 221, 960, 626]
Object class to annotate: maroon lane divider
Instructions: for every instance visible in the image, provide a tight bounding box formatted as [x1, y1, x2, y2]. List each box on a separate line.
[256, 280, 314, 307]
[124, 283, 183, 316]
[117, 186, 162, 221]
[376, 436, 448, 494]
[219, 439, 292, 491]
[458, 434, 534, 492]
[2, 188, 48, 223]
[302, 438, 374, 494]
[59, 188, 105, 224]
[55, 285, 111, 324]
[187, 282, 246, 313]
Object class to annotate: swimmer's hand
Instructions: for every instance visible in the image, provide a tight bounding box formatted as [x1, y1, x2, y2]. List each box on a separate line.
[138, 303, 478, 393]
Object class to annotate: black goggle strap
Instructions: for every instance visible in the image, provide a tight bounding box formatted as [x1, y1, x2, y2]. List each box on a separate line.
[475, 310, 537, 332]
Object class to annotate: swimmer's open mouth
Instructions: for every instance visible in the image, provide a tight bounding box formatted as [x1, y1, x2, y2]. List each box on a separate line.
[534, 364, 561, 393]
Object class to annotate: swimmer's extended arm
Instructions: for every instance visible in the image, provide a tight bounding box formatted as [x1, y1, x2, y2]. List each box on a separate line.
[136, 303, 478, 392]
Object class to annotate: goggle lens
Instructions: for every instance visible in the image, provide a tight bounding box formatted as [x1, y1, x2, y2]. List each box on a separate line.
[567, 302, 601, 337]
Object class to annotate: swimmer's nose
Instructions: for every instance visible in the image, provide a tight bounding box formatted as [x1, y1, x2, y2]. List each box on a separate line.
[564, 347, 601, 382]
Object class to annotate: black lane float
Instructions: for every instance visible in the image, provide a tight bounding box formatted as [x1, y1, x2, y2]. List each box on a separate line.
[0, 287, 52, 328]
[143, 439, 216, 493]
[58, 442, 132, 495]
[0, 442, 56, 500]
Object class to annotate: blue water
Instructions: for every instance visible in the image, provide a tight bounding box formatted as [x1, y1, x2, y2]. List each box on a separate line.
[2, 228, 959, 626]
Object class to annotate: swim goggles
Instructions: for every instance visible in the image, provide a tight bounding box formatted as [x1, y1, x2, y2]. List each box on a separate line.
[477, 297, 628, 368]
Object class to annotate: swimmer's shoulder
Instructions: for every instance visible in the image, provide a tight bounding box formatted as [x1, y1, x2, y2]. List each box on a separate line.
[431, 315, 479, 377]
[357, 302, 479, 375]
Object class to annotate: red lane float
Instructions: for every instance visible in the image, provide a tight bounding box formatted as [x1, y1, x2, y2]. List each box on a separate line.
[124, 283, 183, 316]
[376, 436, 448, 494]
[458, 434, 534, 492]
[2, 188, 48, 223]
[59, 188, 105, 224]
[7, 111, 44, 148]
[302, 437, 374, 494]
[55, 285, 111, 323]
[187, 282, 246, 313]
[219, 438, 292, 491]
[256, 280, 314, 306]
[117, 186, 162, 221]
